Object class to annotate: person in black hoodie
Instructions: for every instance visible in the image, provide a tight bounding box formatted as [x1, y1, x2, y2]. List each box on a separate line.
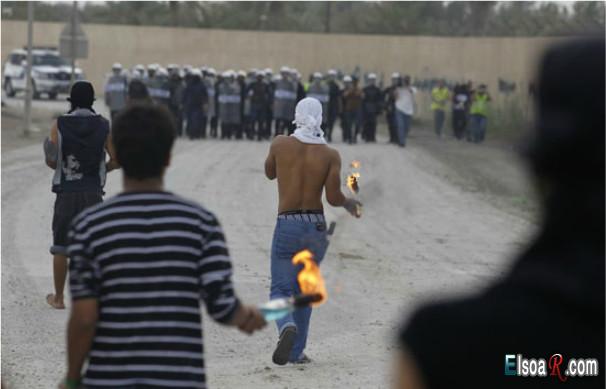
[43, 81, 120, 309]
[396, 37, 604, 389]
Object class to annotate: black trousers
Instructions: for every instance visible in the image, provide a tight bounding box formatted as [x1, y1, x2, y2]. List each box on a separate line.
[452, 110, 467, 140]
[110, 110, 120, 123]
[387, 111, 397, 143]
[265, 110, 273, 138]
[234, 123, 244, 139]
[221, 123, 233, 139]
[274, 119, 290, 136]
[209, 116, 218, 138]
[363, 114, 377, 142]
[169, 106, 183, 137]
[326, 113, 338, 143]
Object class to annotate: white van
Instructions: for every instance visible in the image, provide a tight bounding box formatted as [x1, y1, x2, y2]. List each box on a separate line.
[3, 47, 83, 100]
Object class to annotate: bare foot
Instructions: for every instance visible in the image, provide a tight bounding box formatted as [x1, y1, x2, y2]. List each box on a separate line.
[46, 294, 65, 309]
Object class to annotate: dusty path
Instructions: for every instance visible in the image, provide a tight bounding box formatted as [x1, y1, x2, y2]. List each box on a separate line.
[1, 131, 534, 388]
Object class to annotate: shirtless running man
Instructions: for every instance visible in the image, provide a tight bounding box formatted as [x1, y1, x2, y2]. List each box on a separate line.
[264, 97, 361, 365]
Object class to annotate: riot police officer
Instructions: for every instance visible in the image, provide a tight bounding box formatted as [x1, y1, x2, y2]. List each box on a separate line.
[237, 70, 251, 139]
[306, 72, 330, 132]
[167, 65, 185, 137]
[218, 71, 242, 140]
[247, 70, 272, 140]
[149, 68, 171, 109]
[132, 64, 146, 79]
[104, 63, 128, 122]
[144, 63, 158, 86]
[273, 67, 297, 136]
[204, 68, 218, 138]
[362, 73, 383, 142]
[264, 68, 275, 137]
[182, 69, 208, 139]
[325, 69, 342, 143]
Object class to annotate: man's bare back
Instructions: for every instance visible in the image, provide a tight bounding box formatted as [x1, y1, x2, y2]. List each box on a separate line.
[265, 135, 359, 216]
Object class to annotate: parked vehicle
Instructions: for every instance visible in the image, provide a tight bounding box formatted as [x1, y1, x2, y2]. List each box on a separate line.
[3, 47, 83, 100]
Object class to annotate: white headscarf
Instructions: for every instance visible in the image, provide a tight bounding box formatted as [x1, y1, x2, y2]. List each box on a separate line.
[291, 97, 327, 145]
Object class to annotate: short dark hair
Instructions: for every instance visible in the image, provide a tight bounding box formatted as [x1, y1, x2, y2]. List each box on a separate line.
[112, 104, 175, 180]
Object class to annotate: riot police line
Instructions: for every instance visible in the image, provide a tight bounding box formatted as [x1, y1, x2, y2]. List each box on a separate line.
[104, 63, 406, 144]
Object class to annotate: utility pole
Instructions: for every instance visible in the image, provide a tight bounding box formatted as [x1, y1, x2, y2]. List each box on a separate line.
[70, 1, 77, 86]
[325, 2, 331, 33]
[23, 1, 34, 137]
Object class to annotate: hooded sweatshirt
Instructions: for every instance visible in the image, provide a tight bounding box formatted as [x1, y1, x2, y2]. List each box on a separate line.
[52, 109, 109, 193]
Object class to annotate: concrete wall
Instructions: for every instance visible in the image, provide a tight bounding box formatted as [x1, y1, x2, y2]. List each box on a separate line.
[2, 20, 558, 109]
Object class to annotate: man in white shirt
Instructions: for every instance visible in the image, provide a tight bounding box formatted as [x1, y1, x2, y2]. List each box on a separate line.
[393, 75, 416, 147]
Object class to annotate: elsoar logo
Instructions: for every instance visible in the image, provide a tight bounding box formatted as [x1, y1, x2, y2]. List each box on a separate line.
[504, 354, 599, 382]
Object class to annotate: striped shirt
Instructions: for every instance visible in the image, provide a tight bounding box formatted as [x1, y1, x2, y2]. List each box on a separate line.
[67, 191, 239, 389]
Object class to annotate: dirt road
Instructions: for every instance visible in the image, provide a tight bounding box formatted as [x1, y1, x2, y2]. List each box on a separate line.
[1, 126, 535, 388]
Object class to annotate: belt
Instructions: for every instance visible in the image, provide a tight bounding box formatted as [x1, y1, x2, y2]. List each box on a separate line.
[278, 210, 325, 223]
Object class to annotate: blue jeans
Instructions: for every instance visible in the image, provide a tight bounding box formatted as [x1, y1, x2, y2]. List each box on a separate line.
[470, 114, 487, 143]
[433, 109, 445, 136]
[395, 110, 411, 146]
[270, 218, 329, 361]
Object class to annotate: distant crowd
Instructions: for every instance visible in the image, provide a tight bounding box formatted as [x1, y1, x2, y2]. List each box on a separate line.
[104, 63, 491, 146]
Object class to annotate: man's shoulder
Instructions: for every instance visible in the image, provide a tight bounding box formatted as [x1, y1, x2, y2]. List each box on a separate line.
[73, 192, 219, 229]
[271, 134, 294, 147]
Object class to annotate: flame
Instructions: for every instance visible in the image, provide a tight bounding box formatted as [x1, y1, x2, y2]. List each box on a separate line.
[292, 249, 327, 307]
[350, 160, 361, 169]
[346, 172, 360, 194]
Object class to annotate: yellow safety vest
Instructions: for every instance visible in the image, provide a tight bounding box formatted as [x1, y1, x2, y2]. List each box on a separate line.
[470, 93, 489, 116]
[431, 87, 449, 111]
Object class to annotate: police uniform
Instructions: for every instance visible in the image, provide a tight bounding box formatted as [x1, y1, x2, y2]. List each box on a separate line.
[362, 82, 383, 142]
[247, 76, 272, 140]
[203, 74, 217, 138]
[148, 73, 171, 108]
[168, 72, 185, 136]
[273, 77, 297, 136]
[326, 79, 341, 143]
[218, 78, 242, 140]
[182, 73, 208, 139]
[306, 79, 330, 132]
[104, 71, 128, 122]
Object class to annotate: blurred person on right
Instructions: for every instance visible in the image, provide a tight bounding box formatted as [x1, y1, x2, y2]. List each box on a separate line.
[395, 37, 604, 389]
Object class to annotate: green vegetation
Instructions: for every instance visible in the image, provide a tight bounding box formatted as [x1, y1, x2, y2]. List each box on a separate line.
[2, 1, 604, 37]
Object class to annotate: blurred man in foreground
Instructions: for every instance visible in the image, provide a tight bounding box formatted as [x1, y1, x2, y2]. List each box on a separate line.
[62, 105, 265, 389]
[396, 37, 604, 389]
[264, 97, 361, 365]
